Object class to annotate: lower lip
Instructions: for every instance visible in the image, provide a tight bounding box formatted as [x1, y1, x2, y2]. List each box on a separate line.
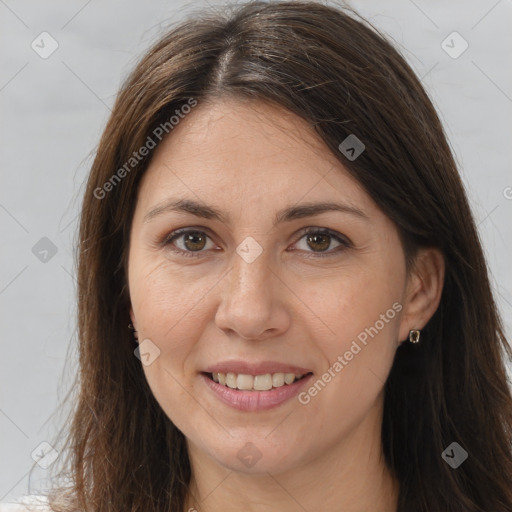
[200, 373, 314, 412]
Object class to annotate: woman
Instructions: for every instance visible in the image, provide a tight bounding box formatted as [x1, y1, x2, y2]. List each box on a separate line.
[4, 1, 511, 511]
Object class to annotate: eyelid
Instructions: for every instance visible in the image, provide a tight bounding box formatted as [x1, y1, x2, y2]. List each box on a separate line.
[161, 226, 353, 258]
[160, 227, 217, 258]
[289, 227, 352, 258]
[161, 226, 214, 245]
[296, 226, 352, 247]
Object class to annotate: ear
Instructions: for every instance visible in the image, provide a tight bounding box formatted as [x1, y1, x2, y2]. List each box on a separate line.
[398, 247, 445, 343]
[129, 305, 136, 330]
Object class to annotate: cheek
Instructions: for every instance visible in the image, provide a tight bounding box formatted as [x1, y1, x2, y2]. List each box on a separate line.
[130, 260, 210, 433]
[300, 259, 403, 344]
[130, 256, 214, 337]
[129, 259, 210, 393]
[298, 261, 403, 414]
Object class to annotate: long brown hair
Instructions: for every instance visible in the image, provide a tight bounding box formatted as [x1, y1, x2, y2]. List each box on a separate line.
[44, 1, 512, 510]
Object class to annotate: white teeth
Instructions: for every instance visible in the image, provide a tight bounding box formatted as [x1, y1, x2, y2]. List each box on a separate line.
[254, 374, 272, 391]
[226, 372, 237, 389]
[236, 374, 254, 390]
[272, 373, 285, 387]
[284, 373, 296, 384]
[210, 371, 308, 391]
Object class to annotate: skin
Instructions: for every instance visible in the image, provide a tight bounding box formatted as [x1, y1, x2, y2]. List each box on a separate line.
[128, 97, 445, 512]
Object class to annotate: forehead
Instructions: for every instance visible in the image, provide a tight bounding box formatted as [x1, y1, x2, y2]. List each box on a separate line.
[134, 98, 376, 220]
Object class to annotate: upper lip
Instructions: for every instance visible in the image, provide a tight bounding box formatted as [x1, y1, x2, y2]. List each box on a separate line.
[203, 361, 314, 376]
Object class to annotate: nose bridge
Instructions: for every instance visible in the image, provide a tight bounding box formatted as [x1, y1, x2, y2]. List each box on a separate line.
[214, 237, 287, 339]
[228, 240, 273, 300]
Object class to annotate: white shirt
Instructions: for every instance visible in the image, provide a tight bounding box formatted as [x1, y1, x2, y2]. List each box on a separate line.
[0, 495, 51, 511]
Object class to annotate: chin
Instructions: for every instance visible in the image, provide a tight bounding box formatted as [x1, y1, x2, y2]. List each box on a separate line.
[201, 435, 304, 475]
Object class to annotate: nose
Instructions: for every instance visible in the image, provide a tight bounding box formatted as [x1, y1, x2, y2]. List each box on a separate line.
[214, 247, 291, 341]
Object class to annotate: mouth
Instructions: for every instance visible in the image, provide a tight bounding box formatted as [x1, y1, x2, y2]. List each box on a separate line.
[202, 371, 314, 392]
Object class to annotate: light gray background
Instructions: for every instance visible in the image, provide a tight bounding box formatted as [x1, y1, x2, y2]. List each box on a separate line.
[1, 0, 511, 501]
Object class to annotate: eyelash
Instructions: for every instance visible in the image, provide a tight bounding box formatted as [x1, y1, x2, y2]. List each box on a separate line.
[161, 227, 352, 259]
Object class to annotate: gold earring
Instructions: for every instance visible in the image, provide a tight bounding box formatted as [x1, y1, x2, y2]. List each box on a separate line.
[409, 329, 420, 343]
[128, 323, 139, 341]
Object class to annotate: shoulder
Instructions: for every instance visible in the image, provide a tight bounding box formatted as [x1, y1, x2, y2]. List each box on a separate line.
[0, 495, 50, 512]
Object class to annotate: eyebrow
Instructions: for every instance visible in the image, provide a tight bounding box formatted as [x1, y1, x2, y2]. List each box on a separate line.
[143, 198, 369, 225]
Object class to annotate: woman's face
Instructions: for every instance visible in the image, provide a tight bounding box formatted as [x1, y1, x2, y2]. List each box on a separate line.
[128, 98, 413, 474]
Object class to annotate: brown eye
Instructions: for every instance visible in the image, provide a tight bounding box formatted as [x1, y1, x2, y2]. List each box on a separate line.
[163, 227, 351, 259]
[305, 232, 331, 252]
[293, 228, 352, 257]
[163, 229, 214, 257]
[181, 231, 208, 251]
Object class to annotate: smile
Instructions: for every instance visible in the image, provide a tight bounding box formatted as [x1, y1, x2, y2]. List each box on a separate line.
[206, 371, 311, 391]
[201, 372, 314, 411]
